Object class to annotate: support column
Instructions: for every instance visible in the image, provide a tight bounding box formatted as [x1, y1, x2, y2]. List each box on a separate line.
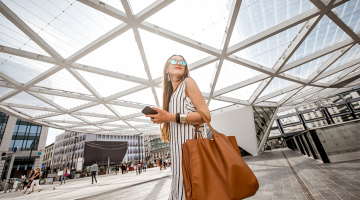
[0, 115, 16, 177]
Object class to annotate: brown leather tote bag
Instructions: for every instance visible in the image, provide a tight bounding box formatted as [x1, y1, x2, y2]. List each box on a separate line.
[182, 111, 259, 200]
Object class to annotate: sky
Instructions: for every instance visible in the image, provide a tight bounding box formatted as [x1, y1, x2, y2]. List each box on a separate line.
[46, 127, 64, 146]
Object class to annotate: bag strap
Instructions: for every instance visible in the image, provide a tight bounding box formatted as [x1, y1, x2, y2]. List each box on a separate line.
[194, 111, 217, 139]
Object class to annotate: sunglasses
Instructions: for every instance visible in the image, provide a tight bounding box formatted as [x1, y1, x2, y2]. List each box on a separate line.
[170, 59, 186, 66]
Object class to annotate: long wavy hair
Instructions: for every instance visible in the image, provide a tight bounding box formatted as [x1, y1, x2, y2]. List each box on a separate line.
[160, 55, 189, 142]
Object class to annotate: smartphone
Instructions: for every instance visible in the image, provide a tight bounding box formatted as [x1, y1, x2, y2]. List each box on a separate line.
[142, 106, 158, 115]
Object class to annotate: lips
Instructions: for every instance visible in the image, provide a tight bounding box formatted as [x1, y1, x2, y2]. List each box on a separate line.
[175, 67, 182, 69]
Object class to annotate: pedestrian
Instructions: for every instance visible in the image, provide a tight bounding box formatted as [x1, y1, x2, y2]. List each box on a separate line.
[23, 169, 35, 194]
[126, 164, 128, 173]
[121, 163, 125, 174]
[60, 167, 67, 185]
[159, 155, 163, 171]
[144, 55, 210, 199]
[130, 163, 134, 173]
[115, 164, 119, 175]
[91, 161, 98, 184]
[22, 170, 28, 190]
[143, 162, 146, 172]
[27, 168, 41, 194]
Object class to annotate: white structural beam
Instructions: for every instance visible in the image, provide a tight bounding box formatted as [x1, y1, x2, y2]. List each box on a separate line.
[213, 74, 269, 97]
[277, 87, 304, 106]
[0, 1, 63, 62]
[280, 38, 355, 73]
[207, 0, 242, 106]
[226, 0, 349, 55]
[310, 0, 360, 45]
[249, 15, 323, 104]
[306, 45, 355, 82]
[0, 45, 57, 64]
[255, 84, 303, 103]
[314, 58, 360, 81]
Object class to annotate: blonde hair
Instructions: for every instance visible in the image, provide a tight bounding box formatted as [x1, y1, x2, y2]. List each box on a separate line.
[160, 55, 189, 142]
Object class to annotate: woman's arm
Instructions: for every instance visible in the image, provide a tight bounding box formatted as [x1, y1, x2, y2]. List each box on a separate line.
[146, 78, 211, 125]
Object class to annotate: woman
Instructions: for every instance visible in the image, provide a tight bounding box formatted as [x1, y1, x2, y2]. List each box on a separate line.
[27, 168, 41, 194]
[60, 167, 67, 185]
[23, 169, 35, 194]
[145, 55, 211, 200]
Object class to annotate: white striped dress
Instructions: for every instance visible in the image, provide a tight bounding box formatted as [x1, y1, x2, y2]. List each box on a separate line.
[168, 77, 206, 200]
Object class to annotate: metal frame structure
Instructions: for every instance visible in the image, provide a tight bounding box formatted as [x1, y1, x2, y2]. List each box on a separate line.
[0, 0, 359, 135]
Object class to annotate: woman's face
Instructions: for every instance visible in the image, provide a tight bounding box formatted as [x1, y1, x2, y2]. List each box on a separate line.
[166, 55, 186, 78]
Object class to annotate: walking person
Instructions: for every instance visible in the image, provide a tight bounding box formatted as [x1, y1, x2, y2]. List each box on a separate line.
[121, 163, 125, 174]
[27, 168, 41, 194]
[60, 167, 67, 185]
[115, 164, 119, 175]
[23, 169, 35, 194]
[91, 161, 98, 184]
[159, 155, 163, 171]
[130, 163, 134, 173]
[145, 55, 210, 200]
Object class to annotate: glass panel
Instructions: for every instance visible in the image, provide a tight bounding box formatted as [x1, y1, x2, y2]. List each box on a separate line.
[129, 0, 157, 14]
[302, 111, 324, 120]
[229, 0, 314, 46]
[139, 29, 210, 79]
[266, 93, 287, 102]
[3, 0, 121, 58]
[35, 69, 92, 95]
[209, 100, 233, 111]
[332, 0, 360, 33]
[254, 107, 271, 126]
[305, 119, 328, 129]
[77, 104, 116, 116]
[0, 87, 14, 98]
[277, 108, 296, 116]
[0, 53, 53, 83]
[77, 70, 140, 97]
[260, 78, 295, 97]
[118, 88, 157, 106]
[78, 30, 148, 79]
[41, 94, 91, 110]
[4, 92, 56, 108]
[325, 44, 360, 72]
[190, 63, 217, 93]
[221, 81, 261, 100]
[112, 105, 142, 116]
[0, 13, 49, 55]
[287, 16, 350, 63]
[297, 102, 318, 111]
[262, 107, 274, 122]
[332, 114, 354, 123]
[146, 0, 231, 48]
[285, 52, 336, 79]
[101, 0, 125, 12]
[343, 90, 360, 100]
[12, 108, 55, 118]
[279, 115, 300, 125]
[234, 23, 304, 68]
[327, 104, 350, 115]
[283, 124, 304, 134]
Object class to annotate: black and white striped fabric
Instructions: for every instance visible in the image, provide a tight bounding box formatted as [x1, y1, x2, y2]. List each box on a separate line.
[168, 77, 205, 200]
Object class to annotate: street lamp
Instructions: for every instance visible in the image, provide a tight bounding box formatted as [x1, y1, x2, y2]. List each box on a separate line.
[26, 140, 38, 173]
[70, 135, 79, 173]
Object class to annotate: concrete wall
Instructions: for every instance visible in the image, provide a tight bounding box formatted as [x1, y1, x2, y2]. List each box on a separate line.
[210, 105, 259, 156]
[316, 120, 360, 163]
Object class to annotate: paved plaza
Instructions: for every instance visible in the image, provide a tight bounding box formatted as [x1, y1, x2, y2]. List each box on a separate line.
[0, 149, 359, 200]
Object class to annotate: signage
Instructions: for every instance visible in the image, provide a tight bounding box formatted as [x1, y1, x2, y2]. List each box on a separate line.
[13, 146, 18, 153]
[44, 164, 47, 168]
[17, 165, 20, 170]
[25, 165, 27, 170]
[38, 152, 41, 155]
[32, 165, 34, 170]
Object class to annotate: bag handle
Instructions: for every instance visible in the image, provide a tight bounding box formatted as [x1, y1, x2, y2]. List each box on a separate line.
[194, 111, 217, 139]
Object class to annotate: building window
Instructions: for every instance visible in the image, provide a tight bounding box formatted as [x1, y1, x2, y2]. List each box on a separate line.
[9, 119, 42, 151]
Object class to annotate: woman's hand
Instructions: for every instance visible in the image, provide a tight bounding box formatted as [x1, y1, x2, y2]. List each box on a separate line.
[145, 107, 174, 124]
